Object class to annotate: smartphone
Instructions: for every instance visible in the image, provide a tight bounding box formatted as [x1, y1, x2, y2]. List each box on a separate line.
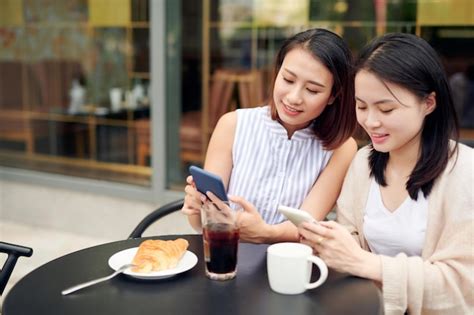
[189, 165, 228, 201]
[277, 205, 318, 227]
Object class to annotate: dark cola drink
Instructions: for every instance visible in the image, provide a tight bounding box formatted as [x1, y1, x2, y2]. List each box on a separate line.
[203, 222, 239, 280]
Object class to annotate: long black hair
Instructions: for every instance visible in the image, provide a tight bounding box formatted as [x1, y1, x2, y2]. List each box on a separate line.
[355, 33, 459, 199]
[269, 28, 356, 150]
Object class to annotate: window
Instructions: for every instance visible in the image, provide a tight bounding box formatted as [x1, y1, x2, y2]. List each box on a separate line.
[0, 0, 152, 187]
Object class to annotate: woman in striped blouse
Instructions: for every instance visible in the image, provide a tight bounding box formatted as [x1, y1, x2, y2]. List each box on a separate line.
[182, 28, 358, 243]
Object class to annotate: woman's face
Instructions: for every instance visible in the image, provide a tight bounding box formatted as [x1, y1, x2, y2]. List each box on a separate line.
[273, 48, 334, 137]
[355, 70, 435, 156]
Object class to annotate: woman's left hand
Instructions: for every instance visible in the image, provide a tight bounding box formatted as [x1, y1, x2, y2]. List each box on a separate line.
[229, 195, 271, 244]
[298, 220, 365, 275]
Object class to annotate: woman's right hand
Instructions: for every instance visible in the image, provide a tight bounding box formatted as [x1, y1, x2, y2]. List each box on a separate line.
[181, 175, 204, 217]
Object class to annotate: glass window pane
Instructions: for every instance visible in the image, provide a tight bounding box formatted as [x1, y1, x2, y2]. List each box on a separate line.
[0, 0, 152, 187]
[167, 0, 474, 191]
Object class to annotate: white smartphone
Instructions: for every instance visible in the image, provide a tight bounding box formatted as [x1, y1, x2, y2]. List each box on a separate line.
[277, 205, 318, 227]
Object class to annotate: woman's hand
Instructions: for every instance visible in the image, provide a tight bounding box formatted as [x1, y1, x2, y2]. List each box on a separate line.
[181, 175, 204, 217]
[298, 220, 377, 278]
[229, 195, 271, 244]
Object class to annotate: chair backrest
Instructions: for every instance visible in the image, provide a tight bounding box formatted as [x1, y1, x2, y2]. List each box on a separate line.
[128, 199, 184, 239]
[236, 70, 265, 109]
[207, 69, 236, 130]
[206, 68, 266, 130]
[0, 241, 33, 295]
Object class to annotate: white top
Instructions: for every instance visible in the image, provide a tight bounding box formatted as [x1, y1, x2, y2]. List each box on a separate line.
[227, 106, 333, 224]
[363, 178, 428, 256]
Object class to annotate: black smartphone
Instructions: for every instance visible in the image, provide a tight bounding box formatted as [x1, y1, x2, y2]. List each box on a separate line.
[189, 165, 228, 201]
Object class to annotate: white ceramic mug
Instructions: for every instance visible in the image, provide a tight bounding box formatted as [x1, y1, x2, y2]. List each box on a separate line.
[267, 242, 328, 295]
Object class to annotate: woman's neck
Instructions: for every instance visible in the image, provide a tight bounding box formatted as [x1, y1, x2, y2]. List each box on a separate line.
[387, 136, 422, 176]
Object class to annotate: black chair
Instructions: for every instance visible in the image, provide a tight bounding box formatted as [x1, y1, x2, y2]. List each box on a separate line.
[128, 199, 184, 239]
[0, 241, 33, 295]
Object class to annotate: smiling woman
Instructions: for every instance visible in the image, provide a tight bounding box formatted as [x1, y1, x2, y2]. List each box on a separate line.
[355, 69, 436, 156]
[272, 48, 334, 138]
[298, 33, 473, 314]
[181, 28, 358, 244]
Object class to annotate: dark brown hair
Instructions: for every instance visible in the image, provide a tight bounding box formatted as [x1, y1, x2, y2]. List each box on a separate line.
[355, 33, 459, 199]
[269, 28, 356, 150]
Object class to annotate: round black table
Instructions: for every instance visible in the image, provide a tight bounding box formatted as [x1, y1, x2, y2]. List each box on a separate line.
[3, 235, 382, 315]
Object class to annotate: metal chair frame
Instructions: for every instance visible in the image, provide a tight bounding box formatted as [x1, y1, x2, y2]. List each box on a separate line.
[128, 199, 184, 239]
[0, 241, 33, 295]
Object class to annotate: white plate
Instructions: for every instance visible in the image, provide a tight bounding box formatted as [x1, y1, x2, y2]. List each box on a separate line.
[108, 247, 198, 280]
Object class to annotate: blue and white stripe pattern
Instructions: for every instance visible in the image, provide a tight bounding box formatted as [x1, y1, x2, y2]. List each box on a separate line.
[227, 106, 333, 224]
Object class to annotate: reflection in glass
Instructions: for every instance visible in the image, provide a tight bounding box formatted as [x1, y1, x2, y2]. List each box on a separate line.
[0, 1, 151, 186]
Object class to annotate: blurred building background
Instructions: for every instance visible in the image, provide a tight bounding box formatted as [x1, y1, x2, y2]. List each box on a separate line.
[0, 0, 473, 236]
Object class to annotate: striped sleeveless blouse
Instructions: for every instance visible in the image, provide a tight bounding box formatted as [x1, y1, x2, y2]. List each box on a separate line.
[227, 106, 333, 224]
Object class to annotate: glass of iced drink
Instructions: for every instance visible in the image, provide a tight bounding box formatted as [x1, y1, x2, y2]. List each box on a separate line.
[201, 200, 239, 280]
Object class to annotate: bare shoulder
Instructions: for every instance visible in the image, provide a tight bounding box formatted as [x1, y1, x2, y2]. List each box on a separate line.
[205, 111, 237, 179]
[207, 111, 238, 153]
[323, 137, 358, 173]
[333, 137, 358, 159]
[213, 111, 237, 135]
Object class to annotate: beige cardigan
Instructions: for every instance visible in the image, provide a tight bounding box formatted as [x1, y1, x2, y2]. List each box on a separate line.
[336, 143, 473, 315]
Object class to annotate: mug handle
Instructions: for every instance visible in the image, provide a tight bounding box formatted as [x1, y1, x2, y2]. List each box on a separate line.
[305, 255, 328, 289]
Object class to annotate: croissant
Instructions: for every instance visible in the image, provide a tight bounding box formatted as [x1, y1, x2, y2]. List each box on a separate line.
[131, 238, 189, 273]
